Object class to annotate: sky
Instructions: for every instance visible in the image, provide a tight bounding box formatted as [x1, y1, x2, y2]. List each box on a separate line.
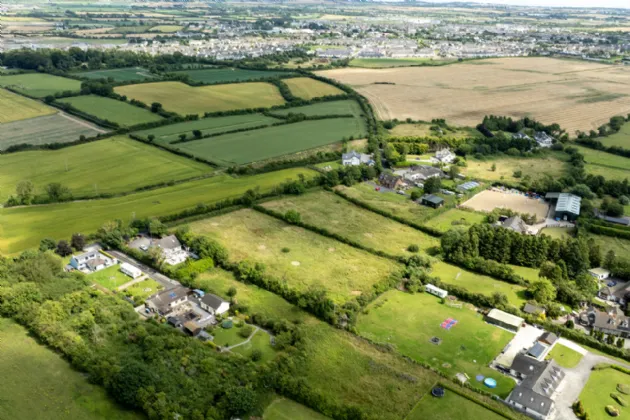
[430, 0, 628, 8]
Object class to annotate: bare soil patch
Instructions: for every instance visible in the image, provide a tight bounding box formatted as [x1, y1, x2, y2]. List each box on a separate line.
[461, 189, 549, 219]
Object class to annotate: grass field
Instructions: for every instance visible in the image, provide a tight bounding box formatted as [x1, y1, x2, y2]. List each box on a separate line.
[75, 67, 154, 82]
[0, 88, 56, 123]
[284, 77, 345, 100]
[575, 145, 630, 181]
[58, 95, 162, 126]
[0, 318, 141, 420]
[0, 135, 212, 202]
[463, 155, 568, 182]
[229, 328, 276, 363]
[134, 114, 279, 144]
[88, 265, 130, 289]
[188, 209, 400, 304]
[546, 343, 583, 368]
[149, 25, 183, 32]
[115, 81, 285, 115]
[264, 398, 330, 420]
[407, 392, 506, 420]
[541, 227, 575, 239]
[580, 367, 630, 420]
[0, 113, 104, 150]
[122, 278, 162, 303]
[0, 168, 316, 255]
[262, 190, 439, 256]
[357, 291, 515, 398]
[389, 123, 481, 138]
[174, 118, 366, 166]
[174, 68, 293, 84]
[424, 209, 487, 233]
[0, 73, 81, 97]
[587, 233, 630, 258]
[349, 57, 459, 68]
[601, 123, 630, 148]
[270, 99, 363, 118]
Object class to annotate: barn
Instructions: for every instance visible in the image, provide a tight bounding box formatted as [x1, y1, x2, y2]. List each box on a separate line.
[546, 192, 581, 221]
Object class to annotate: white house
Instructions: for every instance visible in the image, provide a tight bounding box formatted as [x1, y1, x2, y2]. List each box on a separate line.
[425, 283, 448, 299]
[342, 151, 375, 166]
[120, 262, 142, 279]
[404, 165, 443, 184]
[589, 267, 611, 281]
[534, 132, 554, 148]
[154, 235, 188, 266]
[433, 148, 456, 164]
[69, 250, 114, 273]
[199, 293, 230, 315]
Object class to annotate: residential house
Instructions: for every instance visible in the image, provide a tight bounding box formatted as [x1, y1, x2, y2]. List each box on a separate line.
[534, 132, 554, 148]
[378, 173, 405, 190]
[199, 293, 230, 316]
[146, 286, 190, 316]
[513, 132, 532, 141]
[153, 234, 188, 266]
[589, 267, 611, 281]
[523, 303, 546, 316]
[585, 308, 630, 338]
[487, 308, 523, 332]
[526, 342, 548, 360]
[502, 215, 530, 234]
[342, 151, 375, 166]
[420, 194, 445, 209]
[404, 165, 443, 184]
[434, 148, 456, 164]
[69, 250, 114, 273]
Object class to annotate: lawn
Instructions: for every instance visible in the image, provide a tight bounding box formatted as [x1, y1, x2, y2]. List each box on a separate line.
[0, 318, 141, 420]
[134, 114, 280, 144]
[0, 135, 212, 202]
[407, 391, 506, 420]
[546, 343, 583, 368]
[601, 123, 630, 148]
[424, 209, 487, 233]
[122, 278, 163, 304]
[262, 190, 439, 256]
[356, 291, 516, 398]
[0, 73, 81, 97]
[0, 167, 317, 255]
[0, 88, 56, 123]
[0, 113, 104, 150]
[432, 261, 528, 308]
[173, 68, 293, 84]
[284, 77, 345, 100]
[349, 57, 459, 68]
[89, 265, 131, 290]
[173, 118, 366, 166]
[149, 25, 183, 32]
[57, 95, 162, 126]
[540, 227, 576, 240]
[230, 328, 277, 363]
[587, 233, 630, 258]
[115, 81, 285, 116]
[188, 209, 400, 304]
[463, 155, 569, 182]
[270, 99, 363, 118]
[580, 366, 630, 420]
[264, 398, 330, 420]
[74, 67, 155, 82]
[575, 145, 630, 181]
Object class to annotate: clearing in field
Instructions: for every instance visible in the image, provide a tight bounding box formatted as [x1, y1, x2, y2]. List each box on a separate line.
[173, 118, 366, 166]
[262, 190, 440, 256]
[0, 135, 212, 202]
[423, 209, 487, 233]
[134, 114, 280, 144]
[263, 398, 330, 420]
[575, 145, 630, 181]
[0, 88, 56, 123]
[57, 95, 163, 126]
[114, 81, 285, 115]
[462, 154, 568, 182]
[0, 113, 104, 150]
[284, 77, 345, 100]
[188, 209, 400, 304]
[357, 291, 515, 398]
[0, 168, 317, 255]
[0, 73, 81, 97]
[462, 189, 550, 220]
[270, 99, 363, 118]
[318, 57, 630, 133]
[580, 366, 630, 420]
[74, 67, 154, 82]
[173, 68, 293, 84]
[601, 122, 630, 148]
[0, 318, 141, 420]
[407, 391, 506, 420]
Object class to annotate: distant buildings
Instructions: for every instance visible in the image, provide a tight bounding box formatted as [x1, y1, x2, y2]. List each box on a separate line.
[433, 148, 456, 164]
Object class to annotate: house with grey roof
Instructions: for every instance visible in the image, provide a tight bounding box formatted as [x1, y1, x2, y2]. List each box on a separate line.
[584, 308, 630, 338]
[342, 151, 375, 167]
[69, 250, 115, 273]
[199, 293, 230, 316]
[502, 215, 530, 234]
[534, 132, 554, 148]
[146, 286, 190, 316]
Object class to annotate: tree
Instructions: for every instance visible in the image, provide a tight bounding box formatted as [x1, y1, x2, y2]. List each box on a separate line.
[148, 218, 167, 237]
[227, 287, 237, 299]
[45, 182, 71, 202]
[513, 170, 522, 178]
[223, 386, 256, 417]
[150, 102, 162, 113]
[448, 165, 460, 179]
[570, 184, 595, 199]
[193, 130, 202, 138]
[284, 210, 301, 224]
[605, 250, 617, 269]
[179, 133, 187, 141]
[71, 233, 86, 251]
[55, 240, 73, 257]
[410, 190, 422, 201]
[491, 163, 497, 172]
[238, 324, 253, 338]
[528, 279, 557, 304]
[424, 177, 442, 194]
[147, 134, 155, 142]
[16, 180, 34, 205]
[606, 201, 624, 217]
[565, 319, 574, 329]
[407, 244, 419, 253]
[39, 238, 57, 252]
[617, 337, 625, 348]
[251, 349, 262, 361]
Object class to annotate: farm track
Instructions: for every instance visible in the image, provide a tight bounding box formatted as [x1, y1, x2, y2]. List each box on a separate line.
[58, 111, 108, 133]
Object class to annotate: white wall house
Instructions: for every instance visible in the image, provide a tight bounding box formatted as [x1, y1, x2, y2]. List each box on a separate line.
[200, 293, 230, 315]
[342, 151, 375, 166]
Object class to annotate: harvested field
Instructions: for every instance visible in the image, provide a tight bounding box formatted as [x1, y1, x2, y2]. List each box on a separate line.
[149, 25, 183, 32]
[284, 77, 345, 100]
[462, 189, 550, 219]
[318, 57, 630, 133]
[0, 88, 56, 123]
[173, 68, 291, 84]
[57, 95, 163, 126]
[349, 57, 459, 68]
[115, 81, 285, 115]
[270, 99, 363, 117]
[75, 67, 155, 82]
[0, 73, 81, 97]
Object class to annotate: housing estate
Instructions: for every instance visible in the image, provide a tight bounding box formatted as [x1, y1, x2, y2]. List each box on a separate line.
[341, 151, 375, 166]
[69, 250, 115, 273]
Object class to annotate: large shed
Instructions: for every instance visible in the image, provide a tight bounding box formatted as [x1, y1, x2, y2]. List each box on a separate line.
[546, 192, 581, 221]
[487, 308, 524, 332]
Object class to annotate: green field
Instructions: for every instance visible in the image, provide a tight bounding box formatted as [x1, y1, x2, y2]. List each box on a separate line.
[0, 135, 212, 202]
[580, 367, 630, 420]
[284, 77, 345, 100]
[122, 278, 163, 304]
[229, 328, 276, 362]
[0, 88, 56, 123]
[134, 114, 279, 144]
[75, 67, 155, 82]
[264, 398, 330, 420]
[270, 99, 363, 118]
[174, 68, 293, 84]
[173, 118, 366, 165]
[424, 209, 487, 233]
[541, 227, 575, 240]
[0, 113, 104, 150]
[575, 145, 630, 181]
[407, 391, 506, 420]
[546, 344, 583, 368]
[601, 123, 630, 148]
[0, 73, 81, 97]
[464, 155, 569, 182]
[357, 291, 515, 398]
[58, 95, 163, 126]
[0, 168, 317, 255]
[262, 190, 439, 256]
[0, 318, 141, 420]
[115, 81, 285, 115]
[88, 265, 131, 289]
[149, 25, 183, 32]
[587, 233, 630, 257]
[189, 209, 400, 304]
[349, 57, 459, 68]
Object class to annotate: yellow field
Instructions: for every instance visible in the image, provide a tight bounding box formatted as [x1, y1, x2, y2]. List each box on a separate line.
[284, 77, 345, 100]
[149, 25, 183, 33]
[0, 88, 56, 123]
[115, 81, 285, 115]
[318, 57, 630, 133]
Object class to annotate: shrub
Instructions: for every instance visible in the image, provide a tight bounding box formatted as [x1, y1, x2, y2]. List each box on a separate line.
[566, 319, 575, 329]
[407, 244, 420, 253]
[617, 384, 630, 395]
[251, 349, 262, 362]
[611, 393, 628, 407]
[281, 247, 290, 253]
[239, 324, 254, 338]
[606, 405, 620, 416]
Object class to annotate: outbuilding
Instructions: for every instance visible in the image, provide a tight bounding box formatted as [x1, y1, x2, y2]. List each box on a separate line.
[425, 283, 448, 299]
[120, 262, 142, 279]
[487, 308, 524, 332]
[200, 293, 230, 316]
[589, 267, 611, 281]
[420, 194, 444, 209]
[546, 192, 581, 221]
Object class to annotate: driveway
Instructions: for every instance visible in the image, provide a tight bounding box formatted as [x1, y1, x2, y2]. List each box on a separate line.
[109, 250, 179, 290]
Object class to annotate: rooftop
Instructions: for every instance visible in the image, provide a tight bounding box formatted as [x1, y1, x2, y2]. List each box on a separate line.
[488, 308, 524, 328]
[555, 193, 581, 215]
[421, 194, 444, 205]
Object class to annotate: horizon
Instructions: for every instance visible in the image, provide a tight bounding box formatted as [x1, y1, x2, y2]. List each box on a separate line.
[425, 0, 629, 9]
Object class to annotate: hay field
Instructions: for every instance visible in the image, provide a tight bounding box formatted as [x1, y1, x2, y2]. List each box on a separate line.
[0, 88, 56, 123]
[76, 67, 155, 82]
[318, 57, 630, 133]
[0, 73, 81, 97]
[149, 25, 183, 32]
[284, 77, 345, 100]
[173, 68, 292, 84]
[57, 95, 163, 126]
[576, 145, 630, 181]
[270, 99, 363, 117]
[462, 189, 550, 219]
[115, 81, 285, 115]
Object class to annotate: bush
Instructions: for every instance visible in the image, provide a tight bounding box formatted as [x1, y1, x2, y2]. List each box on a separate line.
[251, 349, 262, 362]
[611, 393, 628, 407]
[606, 405, 620, 416]
[617, 383, 630, 395]
[281, 247, 290, 253]
[566, 319, 575, 329]
[239, 324, 254, 338]
[407, 244, 420, 253]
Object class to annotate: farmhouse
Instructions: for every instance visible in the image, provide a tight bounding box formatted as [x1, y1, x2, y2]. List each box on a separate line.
[153, 235, 188, 265]
[146, 286, 190, 316]
[404, 165, 443, 184]
[379, 172, 405, 190]
[425, 283, 448, 299]
[69, 250, 114, 273]
[120, 262, 142, 279]
[420, 194, 445, 209]
[589, 267, 611, 281]
[546, 193, 581, 221]
[487, 308, 523, 332]
[501, 215, 530, 234]
[199, 293, 230, 316]
[433, 148, 456, 164]
[342, 151, 375, 166]
[534, 132, 554, 148]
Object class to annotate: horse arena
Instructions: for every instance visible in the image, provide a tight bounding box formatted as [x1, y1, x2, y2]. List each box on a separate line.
[461, 189, 550, 219]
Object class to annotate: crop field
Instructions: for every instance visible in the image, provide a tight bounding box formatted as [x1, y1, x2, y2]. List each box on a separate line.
[262, 190, 440, 255]
[463, 154, 568, 182]
[349, 57, 459, 68]
[407, 392, 506, 420]
[601, 123, 630, 148]
[0, 88, 56, 123]
[389, 123, 482, 139]
[423, 209, 487, 233]
[174, 68, 293, 84]
[0, 168, 317, 255]
[0, 135, 212, 202]
[580, 367, 630, 420]
[188, 209, 400, 304]
[357, 291, 515, 398]
[0, 113, 104, 150]
[270, 99, 363, 117]
[174, 118, 366, 165]
[318, 57, 630, 133]
[0, 73, 81, 97]
[58, 95, 163, 126]
[115, 81, 285, 115]
[284, 77, 345, 100]
[149, 25, 183, 32]
[75, 67, 155, 82]
[264, 398, 330, 420]
[462, 190, 550, 220]
[575, 145, 630, 181]
[0, 318, 141, 420]
[134, 114, 280, 144]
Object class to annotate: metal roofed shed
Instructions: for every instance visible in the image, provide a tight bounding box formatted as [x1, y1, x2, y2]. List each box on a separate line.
[457, 181, 480, 191]
[527, 342, 547, 359]
[487, 308, 524, 332]
[420, 194, 445, 209]
[547, 192, 581, 221]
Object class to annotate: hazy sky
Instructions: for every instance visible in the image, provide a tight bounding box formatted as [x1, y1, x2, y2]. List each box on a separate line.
[431, 0, 628, 8]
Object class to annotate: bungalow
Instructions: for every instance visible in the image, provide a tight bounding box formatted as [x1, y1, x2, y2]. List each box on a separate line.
[146, 286, 190, 316]
[420, 194, 444, 209]
[69, 250, 114, 273]
[404, 165, 443, 184]
[342, 151, 375, 166]
[379, 173, 405, 190]
[199, 293, 230, 316]
[589, 267, 611, 281]
[154, 235, 188, 266]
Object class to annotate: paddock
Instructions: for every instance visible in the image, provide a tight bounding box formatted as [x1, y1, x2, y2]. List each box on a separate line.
[461, 189, 549, 220]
